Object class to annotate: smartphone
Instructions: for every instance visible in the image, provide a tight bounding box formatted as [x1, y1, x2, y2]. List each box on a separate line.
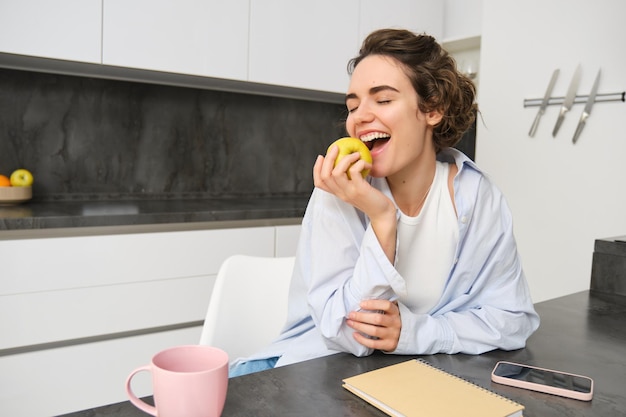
[491, 361, 593, 401]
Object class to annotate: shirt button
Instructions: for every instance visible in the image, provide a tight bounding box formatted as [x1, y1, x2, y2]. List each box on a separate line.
[460, 215, 468, 224]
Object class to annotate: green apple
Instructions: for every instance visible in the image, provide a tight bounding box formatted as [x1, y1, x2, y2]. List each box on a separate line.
[10, 168, 34, 187]
[326, 137, 373, 179]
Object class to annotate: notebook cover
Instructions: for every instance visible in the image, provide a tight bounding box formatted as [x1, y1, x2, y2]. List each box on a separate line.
[342, 359, 524, 417]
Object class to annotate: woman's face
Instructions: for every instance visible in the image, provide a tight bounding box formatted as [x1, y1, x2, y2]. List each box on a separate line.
[345, 55, 440, 181]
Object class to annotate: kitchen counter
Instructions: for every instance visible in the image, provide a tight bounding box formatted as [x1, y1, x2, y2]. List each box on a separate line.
[0, 195, 309, 233]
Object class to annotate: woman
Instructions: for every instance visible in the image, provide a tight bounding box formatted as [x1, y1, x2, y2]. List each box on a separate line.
[230, 28, 539, 377]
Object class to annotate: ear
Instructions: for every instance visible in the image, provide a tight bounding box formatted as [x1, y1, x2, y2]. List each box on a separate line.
[425, 109, 443, 127]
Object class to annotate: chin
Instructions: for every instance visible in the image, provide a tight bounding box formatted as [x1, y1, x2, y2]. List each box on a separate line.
[367, 166, 386, 179]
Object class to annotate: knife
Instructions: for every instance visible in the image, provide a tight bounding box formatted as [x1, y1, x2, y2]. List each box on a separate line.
[552, 64, 582, 137]
[572, 69, 601, 144]
[529, 69, 560, 137]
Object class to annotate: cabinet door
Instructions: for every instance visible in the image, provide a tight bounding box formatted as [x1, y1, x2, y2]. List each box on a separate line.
[102, 0, 249, 80]
[249, 0, 360, 94]
[0, 0, 101, 63]
[359, 0, 443, 42]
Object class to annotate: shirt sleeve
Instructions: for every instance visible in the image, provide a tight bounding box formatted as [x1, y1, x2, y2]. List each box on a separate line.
[296, 187, 404, 356]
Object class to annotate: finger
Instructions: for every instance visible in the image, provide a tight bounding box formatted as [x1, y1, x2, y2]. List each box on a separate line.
[347, 159, 367, 180]
[332, 152, 360, 178]
[348, 309, 386, 326]
[318, 146, 343, 188]
[315, 147, 341, 190]
[346, 317, 381, 337]
[323, 144, 340, 173]
[313, 155, 325, 187]
[359, 299, 397, 315]
[352, 331, 379, 349]
[352, 327, 397, 352]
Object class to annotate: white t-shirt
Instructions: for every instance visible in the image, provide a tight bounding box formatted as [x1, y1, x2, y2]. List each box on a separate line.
[395, 161, 459, 314]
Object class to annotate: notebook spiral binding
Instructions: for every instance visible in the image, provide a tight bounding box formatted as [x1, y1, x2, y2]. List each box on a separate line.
[417, 359, 522, 407]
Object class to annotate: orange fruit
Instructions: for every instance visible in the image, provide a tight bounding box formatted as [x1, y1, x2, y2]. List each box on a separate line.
[0, 174, 11, 187]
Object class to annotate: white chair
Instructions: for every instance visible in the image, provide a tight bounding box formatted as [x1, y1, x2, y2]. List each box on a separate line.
[199, 254, 295, 361]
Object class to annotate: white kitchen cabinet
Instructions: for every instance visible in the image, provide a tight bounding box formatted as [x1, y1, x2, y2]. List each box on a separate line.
[0, 0, 101, 63]
[102, 0, 249, 80]
[0, 0, 451, 98]
[359, 0, 444, 44]
[248, 0, 444, 94]
[248, 0, 360, 94]
[0, 223, 301, 416]
[0, 227, 275, 350]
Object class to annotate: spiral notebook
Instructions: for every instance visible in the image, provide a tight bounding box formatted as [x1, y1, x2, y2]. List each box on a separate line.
[342, 359, 524, 417]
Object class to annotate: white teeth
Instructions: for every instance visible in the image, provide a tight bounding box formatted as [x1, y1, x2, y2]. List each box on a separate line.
[360, 132, 391, 142]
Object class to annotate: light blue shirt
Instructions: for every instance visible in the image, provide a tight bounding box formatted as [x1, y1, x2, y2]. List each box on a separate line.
[245, 148, 540, 368]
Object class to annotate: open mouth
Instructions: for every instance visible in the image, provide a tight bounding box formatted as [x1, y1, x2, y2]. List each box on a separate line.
[360, 132, 391, 150]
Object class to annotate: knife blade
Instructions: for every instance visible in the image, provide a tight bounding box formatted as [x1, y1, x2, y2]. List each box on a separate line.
[552, 64, 582, 137]
[529, 69, 560, 137]
[572, 69, 601, 144]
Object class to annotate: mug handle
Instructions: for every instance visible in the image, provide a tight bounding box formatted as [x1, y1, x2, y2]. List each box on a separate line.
[125, 365, 157, 416]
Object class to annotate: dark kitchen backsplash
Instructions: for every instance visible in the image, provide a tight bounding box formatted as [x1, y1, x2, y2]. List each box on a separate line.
[0, 67, 475, 202]
[0, 68, 346, 201]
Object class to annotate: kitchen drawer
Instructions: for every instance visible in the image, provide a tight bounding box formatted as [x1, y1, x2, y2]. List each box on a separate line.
[0, 226, 275, 295]
[0, 326, 202, 417]
[0, 275, 211, 350]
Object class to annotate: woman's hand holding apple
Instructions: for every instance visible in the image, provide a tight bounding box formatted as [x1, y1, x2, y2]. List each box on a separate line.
[314, 139, 398, 263]
[315, 145, 395, 231]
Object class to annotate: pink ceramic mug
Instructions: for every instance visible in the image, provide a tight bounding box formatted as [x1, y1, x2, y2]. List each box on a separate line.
[125, 345, 229, 417]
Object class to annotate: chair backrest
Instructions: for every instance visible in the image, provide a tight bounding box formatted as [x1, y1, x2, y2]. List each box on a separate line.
[199, 254, 295, 361]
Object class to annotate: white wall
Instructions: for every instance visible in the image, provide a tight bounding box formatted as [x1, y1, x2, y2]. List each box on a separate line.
[477, 0, 626, 302]
[443, 0, 482, 40]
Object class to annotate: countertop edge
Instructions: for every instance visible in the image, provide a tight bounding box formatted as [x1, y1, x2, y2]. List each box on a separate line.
[0, 217, 303, 240]
[0, 196, 309, 237]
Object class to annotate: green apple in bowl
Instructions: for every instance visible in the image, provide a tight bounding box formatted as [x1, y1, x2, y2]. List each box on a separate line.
[10, 169, 34, 187]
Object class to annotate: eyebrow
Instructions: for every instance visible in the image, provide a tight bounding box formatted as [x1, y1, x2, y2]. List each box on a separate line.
[345, 85, 400, 103]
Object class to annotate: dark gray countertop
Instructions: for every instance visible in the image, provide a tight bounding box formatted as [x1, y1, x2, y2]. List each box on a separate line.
[0, 196, 309, 231]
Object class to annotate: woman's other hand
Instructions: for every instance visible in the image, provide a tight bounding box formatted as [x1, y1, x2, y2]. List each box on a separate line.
[346, 299, 401, 352]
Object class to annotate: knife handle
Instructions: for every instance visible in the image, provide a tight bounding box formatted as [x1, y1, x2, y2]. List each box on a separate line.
[572, 112, 589, 144]
[552, 108, 567, 137]
[572, 120, 585, 144]
[529, 111, 543, 137]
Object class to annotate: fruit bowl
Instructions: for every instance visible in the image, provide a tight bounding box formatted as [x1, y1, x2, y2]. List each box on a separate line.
[0, 186, 32, 205]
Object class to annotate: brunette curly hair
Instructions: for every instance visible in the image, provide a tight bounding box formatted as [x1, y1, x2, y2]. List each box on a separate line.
[347, 28, 477, 152]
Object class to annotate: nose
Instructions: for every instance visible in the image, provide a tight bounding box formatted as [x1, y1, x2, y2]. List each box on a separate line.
[352, 102, 375, 124]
